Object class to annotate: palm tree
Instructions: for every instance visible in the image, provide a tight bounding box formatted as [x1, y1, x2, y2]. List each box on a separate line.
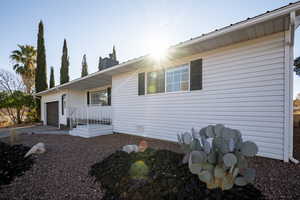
[10, 45, 37, 93]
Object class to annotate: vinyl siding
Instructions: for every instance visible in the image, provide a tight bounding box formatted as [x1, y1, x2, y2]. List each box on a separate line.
[112, 32, 286, 160]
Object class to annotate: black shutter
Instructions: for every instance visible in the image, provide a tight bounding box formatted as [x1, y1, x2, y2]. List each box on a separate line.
[87, 91, 90, 105]
[190, 59, 203, 90]
[61, 95, 64, 115]
[107, 87, 111, 105]
[138, 72, 145, 95]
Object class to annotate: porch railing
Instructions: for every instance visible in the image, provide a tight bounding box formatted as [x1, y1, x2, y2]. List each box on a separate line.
[67, 106, 112, 129]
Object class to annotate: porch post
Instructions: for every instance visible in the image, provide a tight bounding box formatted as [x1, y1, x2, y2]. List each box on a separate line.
[87, 106, 89, 128]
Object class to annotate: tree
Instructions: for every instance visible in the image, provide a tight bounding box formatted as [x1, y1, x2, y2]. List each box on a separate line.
[49, 66, 55, 88]
[35, 20, 48, 92]
[60, 39, 69, 84]
[112, 45, 117, 61]
[0, 91, 34, 124]
[81, 54, 88, 77]
[98, 56, 103, 71]
[0, 69, 24, 93]
[10, 45, 36, 93]
[0, 69, 35, 124]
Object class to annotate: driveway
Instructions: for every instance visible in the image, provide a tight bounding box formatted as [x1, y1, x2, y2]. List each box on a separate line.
[0, 125, 69, 138]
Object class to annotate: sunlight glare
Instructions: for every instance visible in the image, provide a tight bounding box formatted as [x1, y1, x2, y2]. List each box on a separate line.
[146, 34, 170, 61]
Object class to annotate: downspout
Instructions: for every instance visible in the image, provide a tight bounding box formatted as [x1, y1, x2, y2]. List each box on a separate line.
[289, 11, 299, 164]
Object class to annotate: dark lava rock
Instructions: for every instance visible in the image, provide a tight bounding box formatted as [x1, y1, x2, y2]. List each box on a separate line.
[90, 149, 264, 200]
[0, 141, 34, 188]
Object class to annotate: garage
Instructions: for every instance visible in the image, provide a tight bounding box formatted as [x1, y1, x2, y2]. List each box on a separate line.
[46, 101, 59, 127]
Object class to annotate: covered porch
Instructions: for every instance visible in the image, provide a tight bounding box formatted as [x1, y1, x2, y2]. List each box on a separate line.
[39, 69, 119, 137]
[63, 73, 114, 137]
[38, 55, 146, 137]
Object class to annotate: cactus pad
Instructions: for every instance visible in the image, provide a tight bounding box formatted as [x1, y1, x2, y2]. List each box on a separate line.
[241, 141, 258, 157]
[205, 125, 215, 138]
[190, 150, 207, 163]
[223, 153, 237, 167]
[183, 132, 192, 144]
[198, 170, 213, 183]
[214, 165, 225, 178]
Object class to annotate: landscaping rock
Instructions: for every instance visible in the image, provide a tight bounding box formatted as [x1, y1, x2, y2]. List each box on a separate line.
[138, 140, 148, 152]
[122, 144, 138, 153]
[24, 142, 46, 158]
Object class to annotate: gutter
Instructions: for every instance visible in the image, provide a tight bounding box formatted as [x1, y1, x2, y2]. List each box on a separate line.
[289, 11, 299, 164]
[174, 2, 300, 49]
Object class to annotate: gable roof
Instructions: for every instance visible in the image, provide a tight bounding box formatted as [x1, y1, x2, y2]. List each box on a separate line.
[36, 1, 300, 96]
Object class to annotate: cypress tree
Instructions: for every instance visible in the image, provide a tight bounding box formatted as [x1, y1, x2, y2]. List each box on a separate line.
[60, 39, 69, 84]
[98, 56, 103, 71]
[49, 66, 55, 88]
[35, 20, 48, 92]
[35, 20, 47, 120]
[81, 54, 88, 77]
[112, 45, 117, 61]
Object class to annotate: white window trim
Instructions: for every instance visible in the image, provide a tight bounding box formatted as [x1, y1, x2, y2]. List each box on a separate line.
[145, 62, 191, 96]
[89, 88, 108, 106]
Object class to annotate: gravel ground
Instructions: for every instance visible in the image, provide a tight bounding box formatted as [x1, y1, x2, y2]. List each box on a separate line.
[0, 133, 299, 200]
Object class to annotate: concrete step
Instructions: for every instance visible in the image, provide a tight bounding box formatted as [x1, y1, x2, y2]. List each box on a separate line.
[70, 125, 113, 138]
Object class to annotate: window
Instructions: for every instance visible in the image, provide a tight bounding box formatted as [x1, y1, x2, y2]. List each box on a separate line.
[147, 70, 165, 94]
[142, 61, 200, 95]
[61, 94, 66, 115]
[90, 89, 108, 105]
[166, 64, 189, 92]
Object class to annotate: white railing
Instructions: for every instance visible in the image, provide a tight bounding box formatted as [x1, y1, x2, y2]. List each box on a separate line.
[68, 106, 112, 129]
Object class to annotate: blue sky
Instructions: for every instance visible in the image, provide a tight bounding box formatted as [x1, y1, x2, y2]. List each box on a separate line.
[1, 0, 300, 98]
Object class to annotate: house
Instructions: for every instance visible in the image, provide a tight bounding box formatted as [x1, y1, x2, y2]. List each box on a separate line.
[35, 2, 300, 162]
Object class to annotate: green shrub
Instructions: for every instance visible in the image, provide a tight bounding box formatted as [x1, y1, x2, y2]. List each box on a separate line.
[129, 160, 149, 179]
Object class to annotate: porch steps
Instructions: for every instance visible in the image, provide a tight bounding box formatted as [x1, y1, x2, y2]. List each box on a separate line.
[70, 124, 113, 138]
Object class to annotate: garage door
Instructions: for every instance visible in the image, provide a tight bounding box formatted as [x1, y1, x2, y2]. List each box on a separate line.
[46, 101, 59, 127]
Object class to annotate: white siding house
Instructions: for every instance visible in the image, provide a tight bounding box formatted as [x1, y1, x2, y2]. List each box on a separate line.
[112, 33, 285, 160]
[36, 2, 300, 162]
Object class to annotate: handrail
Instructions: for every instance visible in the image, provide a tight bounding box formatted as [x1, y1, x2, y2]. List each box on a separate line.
[68, 106, 112, 129]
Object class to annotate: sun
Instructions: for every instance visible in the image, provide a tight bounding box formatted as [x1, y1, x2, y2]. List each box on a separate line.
[145, 34, 170, 61]
[149, 41, 169, 61]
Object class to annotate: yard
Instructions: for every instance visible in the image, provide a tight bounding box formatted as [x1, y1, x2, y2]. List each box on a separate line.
[0, 133, 300, 200]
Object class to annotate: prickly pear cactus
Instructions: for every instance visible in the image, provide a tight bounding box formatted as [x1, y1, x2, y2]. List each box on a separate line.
[177, 129, 203, 164]
[178, 124, 258, 191]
